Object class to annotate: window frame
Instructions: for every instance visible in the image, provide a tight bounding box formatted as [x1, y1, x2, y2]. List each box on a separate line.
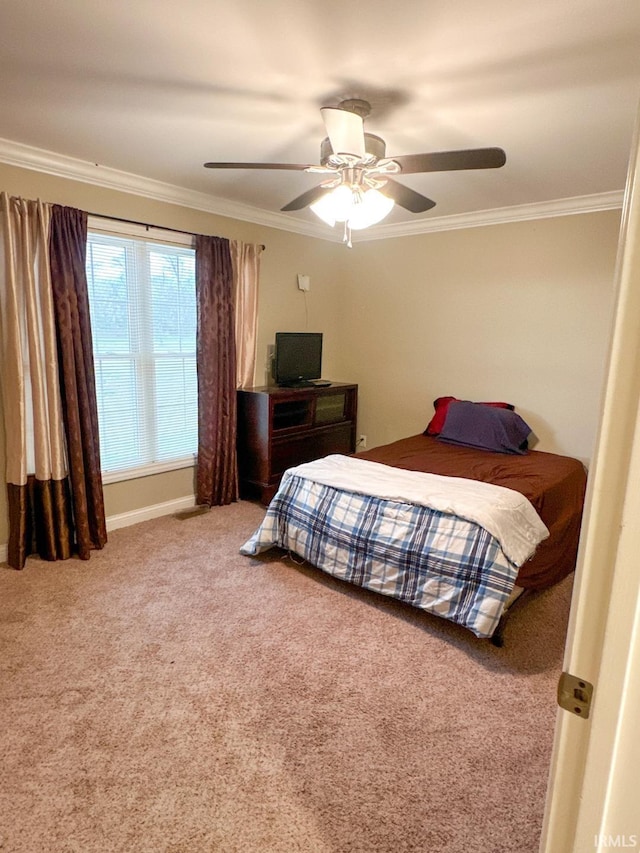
[86, 216, 198, 485]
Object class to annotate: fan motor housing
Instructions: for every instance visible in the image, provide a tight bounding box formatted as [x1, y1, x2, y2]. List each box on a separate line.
[320, 133, 387, 165]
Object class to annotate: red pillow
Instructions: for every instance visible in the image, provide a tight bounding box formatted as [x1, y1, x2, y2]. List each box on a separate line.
[424, 396, 514, 436]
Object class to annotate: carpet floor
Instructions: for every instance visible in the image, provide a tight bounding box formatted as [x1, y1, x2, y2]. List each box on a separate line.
[0, 500, 572, 853]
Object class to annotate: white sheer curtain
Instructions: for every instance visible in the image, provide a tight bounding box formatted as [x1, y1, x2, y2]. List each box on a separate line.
[230, 240, 262, 389]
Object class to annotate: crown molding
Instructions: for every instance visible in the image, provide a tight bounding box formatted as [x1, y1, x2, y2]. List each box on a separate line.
[354, 189, 625, 242]
[0, 137, 624, 242]
[0, 137, 336, 241]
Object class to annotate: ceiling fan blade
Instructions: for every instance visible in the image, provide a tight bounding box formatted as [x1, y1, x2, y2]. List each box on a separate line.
[392, 147, 506, 174]
[204, 161, 313, 170]
[381, 179, 437, 213]
[320, 107, 366, 158]
[281, 184, 330, 212]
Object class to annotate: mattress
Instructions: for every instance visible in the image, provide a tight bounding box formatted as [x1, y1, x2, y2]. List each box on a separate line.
[358, 434, 587, 589]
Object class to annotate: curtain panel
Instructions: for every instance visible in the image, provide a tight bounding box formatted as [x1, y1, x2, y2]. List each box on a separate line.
[230, 240, 262, 389]
[0, 194, 106, 569]
[49, 205, 107, 558]
[195, 235, 238, 506]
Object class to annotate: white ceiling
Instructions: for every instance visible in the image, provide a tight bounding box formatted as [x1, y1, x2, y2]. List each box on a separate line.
[1, 0, 640, 237]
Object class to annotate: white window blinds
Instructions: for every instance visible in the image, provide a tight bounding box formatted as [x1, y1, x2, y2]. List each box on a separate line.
[85, 227, 197, 479]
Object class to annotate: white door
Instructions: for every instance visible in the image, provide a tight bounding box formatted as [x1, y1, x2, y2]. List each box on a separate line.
[541, 114, 640, 850]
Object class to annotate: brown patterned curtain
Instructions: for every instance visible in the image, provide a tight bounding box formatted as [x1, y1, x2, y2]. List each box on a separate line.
[49, 205, 107, 558]
[0, 194, 106, 569]
[195, 235, 238, 506]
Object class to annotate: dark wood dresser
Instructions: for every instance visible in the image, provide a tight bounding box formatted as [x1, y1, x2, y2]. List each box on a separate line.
[237, 383, 358, 504]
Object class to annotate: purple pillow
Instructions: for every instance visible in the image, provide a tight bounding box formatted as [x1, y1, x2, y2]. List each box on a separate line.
[438, 400, 531, 454]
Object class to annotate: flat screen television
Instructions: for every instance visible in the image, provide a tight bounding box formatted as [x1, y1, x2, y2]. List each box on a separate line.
[274, 332, 323, 386]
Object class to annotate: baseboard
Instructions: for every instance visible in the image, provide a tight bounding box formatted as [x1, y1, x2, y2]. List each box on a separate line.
[0, 494, 197, 564]
[106, 495, 197, 531]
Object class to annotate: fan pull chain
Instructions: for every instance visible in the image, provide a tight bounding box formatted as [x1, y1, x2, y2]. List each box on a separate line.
[343, 222, 353, 249]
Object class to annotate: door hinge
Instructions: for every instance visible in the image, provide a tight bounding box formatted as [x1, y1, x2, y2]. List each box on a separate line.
[558, 671, 594, 719]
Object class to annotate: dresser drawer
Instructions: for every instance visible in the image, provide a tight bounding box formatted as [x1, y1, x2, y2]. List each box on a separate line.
[271, 423, 353, 476]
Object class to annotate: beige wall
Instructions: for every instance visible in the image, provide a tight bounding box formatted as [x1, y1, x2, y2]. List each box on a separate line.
[339, 211, 621, 462]
[0, 160, 622, 548]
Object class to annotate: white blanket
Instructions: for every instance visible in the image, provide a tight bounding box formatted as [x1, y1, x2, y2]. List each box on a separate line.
[286, 454, 549, 567]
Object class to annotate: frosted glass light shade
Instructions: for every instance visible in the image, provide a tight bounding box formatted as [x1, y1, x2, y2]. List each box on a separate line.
[326, 185, 354, 221]
[309, 193, 337, 226]
[310, 186, 355, 225]
[348, 189, 395, 229]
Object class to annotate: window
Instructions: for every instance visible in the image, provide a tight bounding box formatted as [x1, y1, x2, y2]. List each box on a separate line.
[85, 222, 197, 481]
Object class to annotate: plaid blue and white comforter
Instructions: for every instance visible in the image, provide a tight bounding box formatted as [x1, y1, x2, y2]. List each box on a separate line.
[241, 458, 547, 638]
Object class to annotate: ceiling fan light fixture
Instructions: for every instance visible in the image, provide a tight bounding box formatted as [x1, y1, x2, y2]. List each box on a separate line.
[310, 186, 394, 231]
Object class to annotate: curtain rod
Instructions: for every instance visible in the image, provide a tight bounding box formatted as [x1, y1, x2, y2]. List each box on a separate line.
[87, 211, 265, 250]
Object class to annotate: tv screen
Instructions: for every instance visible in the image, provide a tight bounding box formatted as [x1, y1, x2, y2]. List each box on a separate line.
[274, 332, 323, 386]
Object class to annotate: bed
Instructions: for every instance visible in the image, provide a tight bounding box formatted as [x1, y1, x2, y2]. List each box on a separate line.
[240, 399, 587, 643]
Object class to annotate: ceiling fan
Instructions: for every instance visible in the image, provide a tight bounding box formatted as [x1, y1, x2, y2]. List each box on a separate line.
[204, 99, 506, 238]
